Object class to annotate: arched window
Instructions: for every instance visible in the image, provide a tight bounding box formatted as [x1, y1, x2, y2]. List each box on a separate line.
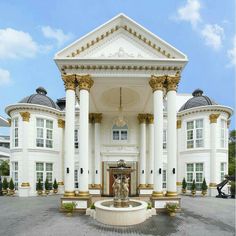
[112, 124, 128, 141]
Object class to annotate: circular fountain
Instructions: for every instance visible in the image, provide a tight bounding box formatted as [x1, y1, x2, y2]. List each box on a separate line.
[94, 160, 150, 226]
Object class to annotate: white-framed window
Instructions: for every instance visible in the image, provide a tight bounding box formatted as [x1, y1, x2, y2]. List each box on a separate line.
[220, 162, 227, 181]
[12, 162, 18, 190]
[36, 162, 53, 189]
[163, 169, 167, 188]
[36, 118, 53, 148]
[186, 119, 204, 149]
[13, 118, 19, 147]
[186, 163, 204, 190]
[163, 129, 167, 149]
[112, 124, 128, 141]
[220, 119, 227, 148]
[74, 130, 79, 149]
[74, 169, 79, 189]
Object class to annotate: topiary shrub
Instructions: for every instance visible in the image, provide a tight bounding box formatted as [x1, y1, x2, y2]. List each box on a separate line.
[2, 177, 8, 190]
[201, 178, 208, 196]
[182, 178, 187, 193]
[9, 178, 14, 190]
[191, 180, 196, 196]
[53, 179, 58, 193]
[36, 178, 43, 194]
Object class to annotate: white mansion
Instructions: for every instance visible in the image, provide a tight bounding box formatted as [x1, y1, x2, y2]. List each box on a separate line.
[5, 14, 232, 199]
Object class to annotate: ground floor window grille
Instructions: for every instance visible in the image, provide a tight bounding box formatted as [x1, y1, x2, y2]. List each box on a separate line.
[74, 169, 78, 189]
[163, 169, 167, 189]
[36, 162, 53, 190]
[186, 163, 204, 190]
[12, 162, 18, 190]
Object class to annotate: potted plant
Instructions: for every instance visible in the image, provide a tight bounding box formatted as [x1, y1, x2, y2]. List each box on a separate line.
[182, 178, 187, 194]
[8, 178, 15, 196]
[53, 179, 58, 194]
[166, 202, 179, 217]
[201, 178, 208, 196]
[62, 202, 77, 216]
[36, 179, 43, 195]
[191, 179, 196, 196]
[44, 178, 50, 195]
[2, 177, 8, 195]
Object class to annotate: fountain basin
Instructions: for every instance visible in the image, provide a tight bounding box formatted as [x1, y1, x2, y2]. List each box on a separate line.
[94, 199, 148, 226]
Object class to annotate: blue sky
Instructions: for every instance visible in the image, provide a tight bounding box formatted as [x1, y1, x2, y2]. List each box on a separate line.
[0, 0, 235, 134]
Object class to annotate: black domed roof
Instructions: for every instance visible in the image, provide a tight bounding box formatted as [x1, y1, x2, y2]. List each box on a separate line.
[179, 89, 217, 112]
[19, 87, 61, 110]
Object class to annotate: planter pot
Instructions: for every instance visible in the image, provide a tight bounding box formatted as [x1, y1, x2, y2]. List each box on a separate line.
[182, 189, 186, 194]
[2, 189, 7, 195]
[191, 190, 196, 196]
[37, 190, 43, 196]
[202, 190, 207, 196]
[45, 190, 50, 195]
[169, 212, 176, 217]
[53, 189, 58, 194]
[8, 190, 15, 196]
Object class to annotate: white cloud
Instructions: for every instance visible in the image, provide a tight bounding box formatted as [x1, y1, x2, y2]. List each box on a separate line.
[177, 0, 201, 26]
[41, 26, 73, 47]
[0, 68, 11, 86]
[0, 28, 39, 59]
[227, 35, 236, 66]
[201, 24, 224, 50]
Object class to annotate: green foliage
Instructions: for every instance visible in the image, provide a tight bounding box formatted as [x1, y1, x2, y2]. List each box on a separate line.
[0, 161, 10, 176]
[191, 180, 196, 191]
[166, 203, 179, 212]
[201, 178, 208, 191]
[53, 179, 58, 190]
[2, 177, 8, 190]
[63, 202, 77, 213]
[230, 181, 235, 196]
[228, 130, 236, 176]
[147, 202, 152, 209]
[45, 178, 50, 191]
[182, 178, 187, 189]
[9, 178, 14, 190]
[90, 203, 95, 209]
[36, 179, 43, 191]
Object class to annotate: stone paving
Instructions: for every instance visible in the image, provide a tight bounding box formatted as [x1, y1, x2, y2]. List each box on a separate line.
[0, 195, 235, 236]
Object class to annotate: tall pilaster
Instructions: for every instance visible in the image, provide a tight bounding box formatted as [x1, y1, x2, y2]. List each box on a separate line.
[77, 74, 94, 197]
[138, 114, 147, 188]
[176, 119, 182, 193]
[147, 114, 154, 188]
[88, 114, 93, 187]
[62, 74, 77, 197]
[149, 75, 165, 197]
[166, 73, 180, 197]
[94, 113, 102, 189]
[209, 113, 220, 196]
[18, 111, 30, 197]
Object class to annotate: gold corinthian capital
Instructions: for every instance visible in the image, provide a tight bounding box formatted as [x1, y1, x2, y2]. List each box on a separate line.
[20, 112, 30, 122]
[62, 74, 77, 91]
[76, 74, 94, 92]
[166, 72, 181, 92]
[209, 113, 220, 123]
[149, 75, 166, 92]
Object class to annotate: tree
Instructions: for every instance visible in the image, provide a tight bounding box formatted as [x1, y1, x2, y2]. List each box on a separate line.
[0, 160, 10, 176]
[228, 130, 236, 176]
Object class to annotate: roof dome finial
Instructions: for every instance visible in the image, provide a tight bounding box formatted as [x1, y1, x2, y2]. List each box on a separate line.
[192, 89, 203, 97]
[36, 87, 47, 95]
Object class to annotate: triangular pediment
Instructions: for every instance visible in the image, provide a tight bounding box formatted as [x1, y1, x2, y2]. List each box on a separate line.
[55, 13, 187, 61]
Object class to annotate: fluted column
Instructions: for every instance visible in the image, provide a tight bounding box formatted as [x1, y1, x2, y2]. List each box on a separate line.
[138, 114, 147, 188]
[209, 113, 220, 191]
[62, 75, 77, 197]
[166, 73, 180, 197]
[149, 76, 165, 197]
[94, 113, 102, 189]
[147, 114, 154, 188]
[77, 75, 94, 197]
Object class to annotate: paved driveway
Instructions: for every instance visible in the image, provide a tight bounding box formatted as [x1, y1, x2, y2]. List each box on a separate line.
[0, 195, 235, 236]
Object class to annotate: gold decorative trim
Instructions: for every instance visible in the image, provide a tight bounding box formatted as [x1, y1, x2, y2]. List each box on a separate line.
[166, 191, 178, 197]
[146, 114, 154, 124]
[76, 74, 94, 92]
[58, 181, 64, 185]
[209, 183, 217, 187]
[62, 74, 77, 91]
[177, 120, 182, 129]
[176, 182, 182, 186]
[149, 75, 166, 92]
[64, 191, 75, 197]
[58, 119, 65, 128]
[7, 118, 11, 126]
[146, 184, 154, 188]
[92, 113, 103, 123]
[137, 114, 147, 124]
[78, 191, 90, 197]
[20, 112, 30, 122]
[209, 113, 220, 123]
[152, 191, 164, 197]
[21, 182, 30, 187]
[166, 72, 181, 92]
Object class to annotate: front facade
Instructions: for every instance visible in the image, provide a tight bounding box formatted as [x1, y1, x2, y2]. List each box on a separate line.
[5, 14, 232, 199]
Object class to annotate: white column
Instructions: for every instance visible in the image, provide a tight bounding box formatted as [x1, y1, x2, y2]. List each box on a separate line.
[94, 114, 102, 189]
[147, 114, 154, 187]
[209, 113, 220, 196]
[138, 114, 147, 188]
[78, 75, 94, 197]
[63, 75, 76, 197]
[18, 112, 30, 197]
[88, 116, 93, 187]
[149, 75, 165, 198]
[176, 120, 182, 193]
[166, 75, 180, 197]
